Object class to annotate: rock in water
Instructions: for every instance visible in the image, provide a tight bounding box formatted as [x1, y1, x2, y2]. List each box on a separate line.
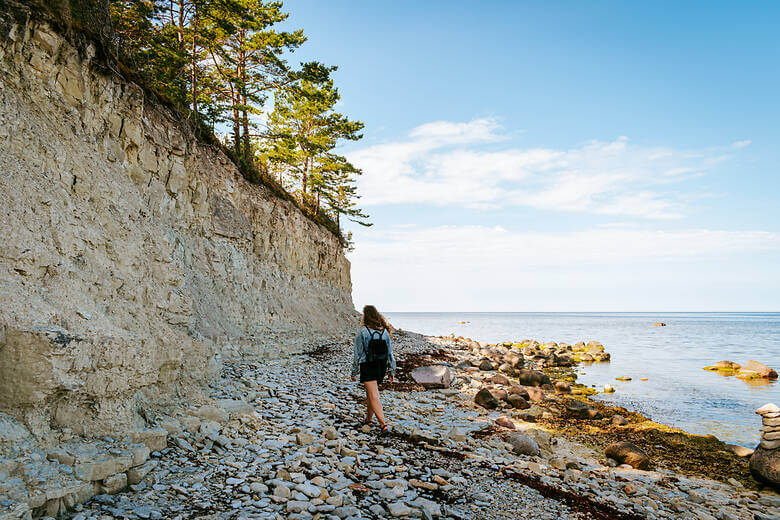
[738, 360, 778, 380]
[605, 442, 651, 470]
[554, 381, 571, 394]
[749, 446, 779, 489]
[703, 360, 741, 375]
[474, 388, 499, 409]
[410, 365, 453, 388]
[507, 432, 540, 456]
[516, 369, 551, 387]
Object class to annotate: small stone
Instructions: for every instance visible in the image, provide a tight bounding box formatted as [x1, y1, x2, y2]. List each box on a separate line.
[388, 501, 415, 517]
[296, 432, 315, 445]
[274, 484, 291, 498]
[495, 417, 515, 429]
[102, 473, 127, 495]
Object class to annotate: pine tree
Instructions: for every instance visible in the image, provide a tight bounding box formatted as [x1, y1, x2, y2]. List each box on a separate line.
[204, 0, 305, 163]
[262, 66, 369, 228]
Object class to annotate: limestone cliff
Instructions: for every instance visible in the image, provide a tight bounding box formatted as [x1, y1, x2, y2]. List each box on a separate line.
[0, 14, 356, 437]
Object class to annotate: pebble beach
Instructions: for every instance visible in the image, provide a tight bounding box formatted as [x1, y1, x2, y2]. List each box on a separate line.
[24, 330, 777, 520]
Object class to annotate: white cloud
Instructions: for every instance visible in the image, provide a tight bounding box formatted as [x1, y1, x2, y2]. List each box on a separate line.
[351, 225, 780, 267]
[348, 225, 780, 311]
[731, 139, 752, 149]
[348, 120, 745, 219]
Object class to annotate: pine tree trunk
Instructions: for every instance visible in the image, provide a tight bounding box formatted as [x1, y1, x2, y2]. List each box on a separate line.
[190, 6, 199, 117]
[239, 34, 251, 164]
[232, 106, 241, 158]
[241, 87, 250, 163]
[301, 157, 308, 195]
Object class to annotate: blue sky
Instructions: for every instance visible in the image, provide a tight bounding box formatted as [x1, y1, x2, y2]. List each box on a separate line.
[281, 1, 780, 311]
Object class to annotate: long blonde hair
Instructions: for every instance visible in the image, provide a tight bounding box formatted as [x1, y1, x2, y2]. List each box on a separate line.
[362, 305, 393, 337]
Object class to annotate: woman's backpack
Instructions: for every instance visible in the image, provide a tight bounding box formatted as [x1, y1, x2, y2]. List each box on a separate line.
[366, 328, 388, 363]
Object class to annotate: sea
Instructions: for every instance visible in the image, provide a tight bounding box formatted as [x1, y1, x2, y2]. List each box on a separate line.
[384, 312, 780, 448]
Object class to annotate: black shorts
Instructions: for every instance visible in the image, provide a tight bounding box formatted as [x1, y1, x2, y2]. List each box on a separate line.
[359, 361, 387, 383]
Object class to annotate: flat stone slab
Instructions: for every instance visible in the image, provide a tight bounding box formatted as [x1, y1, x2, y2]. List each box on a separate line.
[410, 366, 453, 388]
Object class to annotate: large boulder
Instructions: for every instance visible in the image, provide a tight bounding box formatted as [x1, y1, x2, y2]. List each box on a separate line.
[474, 388, 499, 409]
[478, 358, 495, 371]
[410, 365, 453, 388]
[565, 399, 600, 419]
[504, 353, 524, 369]
[605, 442, 651, 470]
[508, 386, 530, 400]
[507, 394, 530, 409]
[489, 388, 509, 401]
[738, 360, 778, 380]
[490, 374, 510, 386]
[749, 446, 779, 489]
[525, 386, 546, 402]
[516, 369, 551, 387]
[507, 433, 540, 456]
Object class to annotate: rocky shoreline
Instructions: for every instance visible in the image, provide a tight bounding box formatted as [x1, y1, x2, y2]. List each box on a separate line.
[1, 331, 779, 520]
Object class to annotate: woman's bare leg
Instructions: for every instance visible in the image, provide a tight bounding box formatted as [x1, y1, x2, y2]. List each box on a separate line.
[364, 393, 375, 423]
[363, 381, 386, 427]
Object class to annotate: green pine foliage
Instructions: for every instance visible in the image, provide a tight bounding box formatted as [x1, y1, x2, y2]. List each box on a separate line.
[106, 0, 368, 244]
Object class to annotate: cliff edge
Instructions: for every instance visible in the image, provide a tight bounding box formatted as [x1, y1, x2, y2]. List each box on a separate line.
[0, 10, 356, 438]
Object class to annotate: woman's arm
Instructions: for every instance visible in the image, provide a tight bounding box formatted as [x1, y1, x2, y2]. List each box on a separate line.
[351, 330, 363, 378]
[387, 331, 396, 378]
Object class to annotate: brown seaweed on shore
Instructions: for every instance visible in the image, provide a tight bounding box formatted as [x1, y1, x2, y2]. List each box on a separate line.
[499, 465, 647, 520]
[537, 397, 757, 489]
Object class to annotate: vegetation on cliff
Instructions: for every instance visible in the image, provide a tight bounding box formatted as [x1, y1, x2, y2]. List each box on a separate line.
[9, 0, 368, 243]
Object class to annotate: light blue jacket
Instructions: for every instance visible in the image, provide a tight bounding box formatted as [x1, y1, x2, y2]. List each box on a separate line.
[351, 327, 396, 378]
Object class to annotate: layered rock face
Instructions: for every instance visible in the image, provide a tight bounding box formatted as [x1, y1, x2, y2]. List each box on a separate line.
[0, 16, 355, 436]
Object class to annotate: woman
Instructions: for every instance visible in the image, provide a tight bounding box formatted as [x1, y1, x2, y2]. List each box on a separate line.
[351, 305, 396, 436]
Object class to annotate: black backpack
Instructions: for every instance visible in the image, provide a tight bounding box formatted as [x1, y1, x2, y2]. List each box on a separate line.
[365, 327, 388, 363]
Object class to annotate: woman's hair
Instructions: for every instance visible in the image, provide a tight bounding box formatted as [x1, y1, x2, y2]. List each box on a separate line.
[362, 305, 392, 336]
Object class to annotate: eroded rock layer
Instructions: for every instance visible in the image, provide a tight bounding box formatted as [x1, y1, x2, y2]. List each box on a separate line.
[0, 15, 355, 437]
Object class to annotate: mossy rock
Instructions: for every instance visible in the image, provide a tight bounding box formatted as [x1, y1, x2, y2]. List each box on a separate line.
[572, 385, 597, 396]
[702, 366, 739, 376]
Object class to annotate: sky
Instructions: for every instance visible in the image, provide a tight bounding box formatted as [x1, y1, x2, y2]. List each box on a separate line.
[281, 0, 780, 311]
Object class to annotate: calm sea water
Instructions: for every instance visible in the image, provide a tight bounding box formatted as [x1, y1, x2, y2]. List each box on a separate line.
[385, 312, 780, 447]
